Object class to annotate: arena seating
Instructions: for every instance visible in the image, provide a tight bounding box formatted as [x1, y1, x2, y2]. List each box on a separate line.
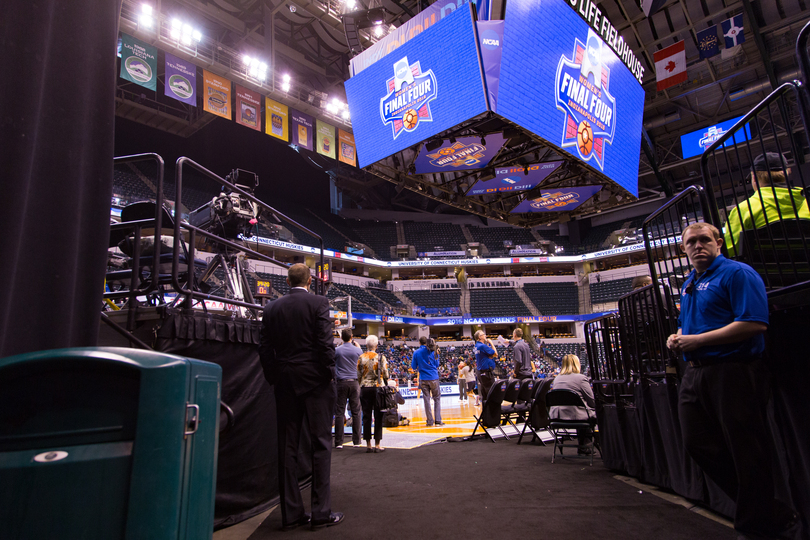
[331, 283, 388, 311]
[348, 220, 399, 258]
[403, 289, 461, 311]
[466, 226, 536, 254]
[590, 277, 635, 304]
[403, 221, 467, 253]
[469, 288, 532, 317]
[523, 282, 579, 314]
[112, 169, 155, 204]
[366, 287, 403, 307]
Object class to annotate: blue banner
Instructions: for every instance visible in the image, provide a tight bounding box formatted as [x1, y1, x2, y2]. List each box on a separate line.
[721, 14, 745, 48]
[415, 133, 505, 173]
[477, 20, 503, 112]
[467, 161, 562, 195]
[345, 5, 488, 168]
[497, 0, 645, 197]
[164, 53, 197, 106]
[510, 185, 602, 213]
[696, 26, 719, 59]
[679, 115, 752, 159]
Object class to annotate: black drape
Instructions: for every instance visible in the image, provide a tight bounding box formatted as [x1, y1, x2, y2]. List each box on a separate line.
[154, 310, 312, 529]
[0, 1, 120, 357]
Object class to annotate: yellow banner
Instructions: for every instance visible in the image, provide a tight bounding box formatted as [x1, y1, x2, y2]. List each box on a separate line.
[338, 129, 357, 166]
[265, 98, 289, 142]
[202, 70, 232, 119]
[316, 120, 336, 159]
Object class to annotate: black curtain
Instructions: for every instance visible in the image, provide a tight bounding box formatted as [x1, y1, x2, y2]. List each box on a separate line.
[154, 310, 312, 529]
[0, 1, 120, 357]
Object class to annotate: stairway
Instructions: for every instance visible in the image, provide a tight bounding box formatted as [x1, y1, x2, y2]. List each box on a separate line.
[459, 283, 470, 315]
[515, 287, 541, 316]
[460, 224, 475, 244]
[578, 280, 591, 314]
[394, 290, 414, 311]
[395, 222, 406, 245]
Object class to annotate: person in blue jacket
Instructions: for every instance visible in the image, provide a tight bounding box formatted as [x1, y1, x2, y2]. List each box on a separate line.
[412, 336, 443, 426]
[473, 330, 497, 403]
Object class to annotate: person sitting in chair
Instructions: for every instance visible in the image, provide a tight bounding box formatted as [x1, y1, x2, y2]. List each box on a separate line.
[549, 354, 596, 456]
[723, 152, 810, 257]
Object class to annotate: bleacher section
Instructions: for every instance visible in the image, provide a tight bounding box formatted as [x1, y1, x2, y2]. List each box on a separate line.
[403, 222, 467, 253]
[579, 217, 644, 253]
[349, 220, 399, 258]
[590, 277, 635, 304]
[367, 287, 403, 307]
[403, 289, 461, 311]
[523, 282, 579, 314]
[467, 226, 536, 254]
[469, 288, 532, 317]
[112, 169, 155, 204]
[332, 283, 386, 311]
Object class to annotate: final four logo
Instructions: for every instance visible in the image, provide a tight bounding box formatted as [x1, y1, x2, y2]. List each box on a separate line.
[426, 141, 486, 168]
[530, 191, 581, 210]
[380, 56, 438, 139]
[555, 29, 617, 171]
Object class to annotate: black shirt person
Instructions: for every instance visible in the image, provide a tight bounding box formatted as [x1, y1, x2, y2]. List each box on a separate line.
[259, 263, 344, 530]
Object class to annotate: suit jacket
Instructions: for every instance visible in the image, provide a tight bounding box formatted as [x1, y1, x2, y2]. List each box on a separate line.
[259, 288, 336, 396]
[549, 373, 595, 422]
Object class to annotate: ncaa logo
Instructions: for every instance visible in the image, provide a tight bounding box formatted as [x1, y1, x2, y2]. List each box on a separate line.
[481, 29, 500, 50]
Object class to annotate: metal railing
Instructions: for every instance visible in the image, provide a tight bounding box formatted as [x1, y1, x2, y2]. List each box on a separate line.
[616, 284, 678, 378]
[700, 82, 810, 291]
[584, 313, 632, 404]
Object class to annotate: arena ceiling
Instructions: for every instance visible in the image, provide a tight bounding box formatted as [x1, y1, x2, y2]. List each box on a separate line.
[117, 0, 810, 226]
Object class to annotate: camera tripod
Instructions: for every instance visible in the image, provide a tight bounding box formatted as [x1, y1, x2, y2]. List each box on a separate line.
[193, 248, 258, 319]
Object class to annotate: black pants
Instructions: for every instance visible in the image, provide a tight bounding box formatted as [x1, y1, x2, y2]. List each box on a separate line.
[334, 379, 361, 446]
[678, 359, 794, 534]
[360, 386, 384, 443]
[275, 379, 335, 524]
[477, 370, 495, 403]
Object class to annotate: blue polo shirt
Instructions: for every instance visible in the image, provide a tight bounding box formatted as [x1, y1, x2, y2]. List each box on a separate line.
[475, 341, 496, 371]
[678, 254, 768, 362]
[411, 345, 439, 381]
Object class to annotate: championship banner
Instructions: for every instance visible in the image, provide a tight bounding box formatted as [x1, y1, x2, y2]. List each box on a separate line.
[164, 53, 196, 105]
[235, 85, 261, 131]
[415, 133, 505, 173]
[120, 33, 157, 91]
[202, 70, 232, 119]
[265, 98, 289, 141]
[497, 0, 645, 197]
[510, 185, 603, 213]
[316, 119, 336, 159]
[290, 108, 314, 150]
[338, 129, 357, 166]
[466, 161, 563, 195]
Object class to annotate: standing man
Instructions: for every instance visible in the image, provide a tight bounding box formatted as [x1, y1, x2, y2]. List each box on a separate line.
[666, 223, 796, 539]
[511, 328, 533, 380]
[259, 264, 344, 531]
[412, 336, 443, 426]
[333, 329, 362, 449]
[474, 330, 497, 403]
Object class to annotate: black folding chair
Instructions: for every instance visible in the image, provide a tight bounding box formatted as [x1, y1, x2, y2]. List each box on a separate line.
[499, 378, 523, 429]
[545, 389, 598, 466]
[471, 380, 509, 442]
[518, 378, 553, 445]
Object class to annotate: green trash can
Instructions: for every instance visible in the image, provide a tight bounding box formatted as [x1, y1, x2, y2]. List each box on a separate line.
[0, 347, 222, 540]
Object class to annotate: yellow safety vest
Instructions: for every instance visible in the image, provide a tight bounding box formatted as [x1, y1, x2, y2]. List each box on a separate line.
[723, 186, 810, 257]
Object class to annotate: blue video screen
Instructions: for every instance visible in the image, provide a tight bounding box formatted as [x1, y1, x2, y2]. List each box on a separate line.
[345, 5, 489, 168]
[496, 0, 645, 197]
[680, 115, 752, 159]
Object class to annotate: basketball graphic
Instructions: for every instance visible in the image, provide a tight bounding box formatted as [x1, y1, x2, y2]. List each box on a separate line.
[438, 147, 454, 156]
[403, 108, 419, 130]
[577, 120, 593, 156]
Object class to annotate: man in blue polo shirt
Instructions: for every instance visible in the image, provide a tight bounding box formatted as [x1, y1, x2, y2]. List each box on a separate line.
[474, 330, 497, 403]
[412, 336, 443, 426]
[667, 222, 797, 539]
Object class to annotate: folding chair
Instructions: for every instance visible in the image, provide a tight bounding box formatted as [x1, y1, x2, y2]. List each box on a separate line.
[470, 380, 510, 442]
[545, 389, 598, 465]
[499, 378, 522, 429]
[517, 378, 553, 445]
[503, 378, 534, 426]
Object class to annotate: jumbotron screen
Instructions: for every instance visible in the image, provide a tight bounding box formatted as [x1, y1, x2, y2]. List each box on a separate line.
[496, 0, 646, 197]
[344, 5, 489, 168]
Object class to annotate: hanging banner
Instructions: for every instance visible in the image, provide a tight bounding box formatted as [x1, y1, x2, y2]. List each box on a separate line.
[510, 185, 603, 213]
[202, 70, 232, 119]
[164, 53, 196, 106]
[477, 20, 503, 112]
[414, 133, 505, 173]
[120, 33, 157, 91]
[290, 108, 314, 150]
[235, 84, 261, 131]
[316, 119, 336, 159]
[265, 98, 289, 142]
[466, 161, 563, 195]
[338, 129, 357, 166]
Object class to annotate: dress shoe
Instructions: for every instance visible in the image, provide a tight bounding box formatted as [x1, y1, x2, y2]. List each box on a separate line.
[281, 513, 311, 531]
[374, 447, 385, 453]
[366, 447, 373, 453]
[435, 422, 446, 426]
[335, 445, 343, 449]
[311, 512, 344, 530]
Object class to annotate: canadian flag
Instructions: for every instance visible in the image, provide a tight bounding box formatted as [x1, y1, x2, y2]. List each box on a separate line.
[654, 41, 688, 91]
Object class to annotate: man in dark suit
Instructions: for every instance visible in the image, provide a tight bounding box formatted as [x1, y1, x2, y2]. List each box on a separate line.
[259, 263, 344, 530]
